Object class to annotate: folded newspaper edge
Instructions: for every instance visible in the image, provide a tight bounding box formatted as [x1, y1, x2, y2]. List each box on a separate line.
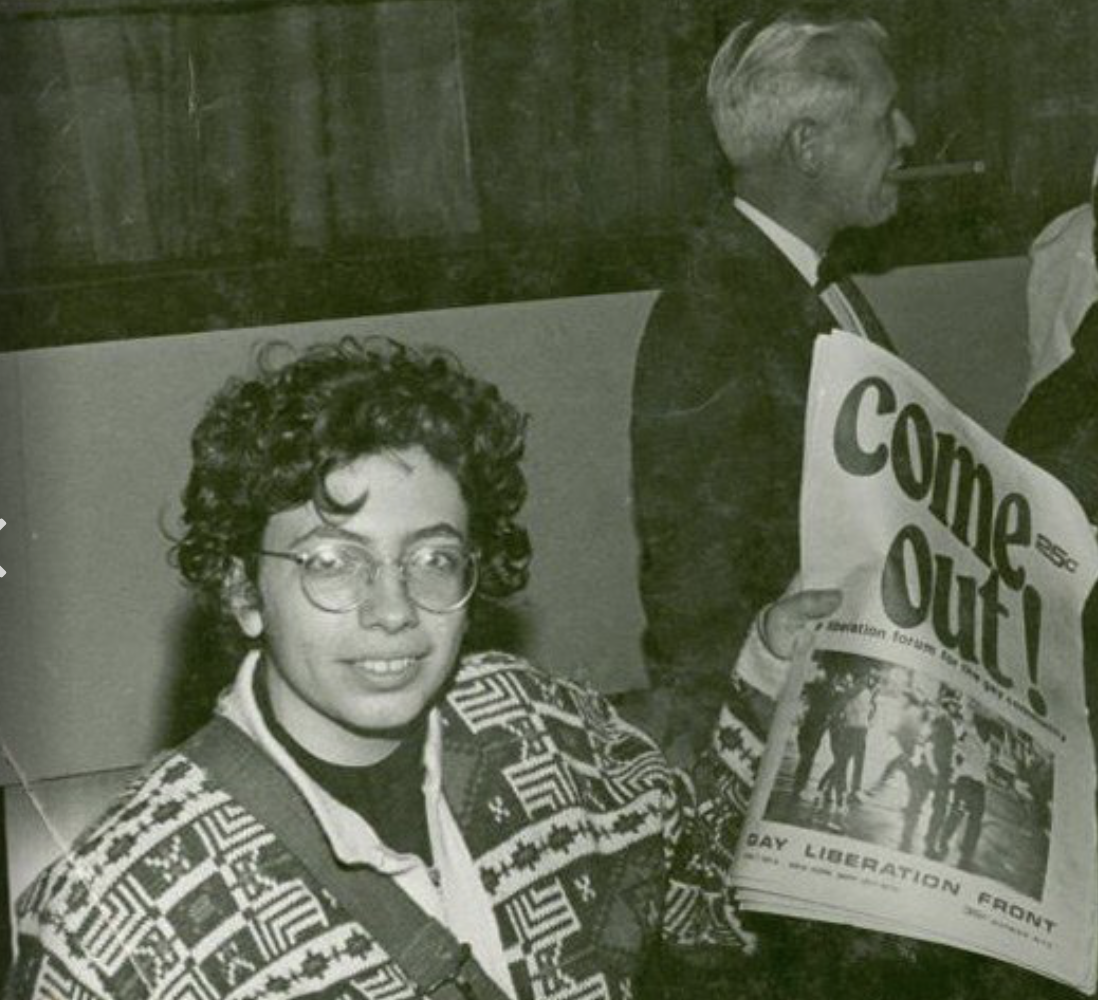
[731, 331, 1098, 993]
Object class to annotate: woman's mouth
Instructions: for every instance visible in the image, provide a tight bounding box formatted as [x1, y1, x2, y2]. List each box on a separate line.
[353, 656, 418, 672]
[345, 655, 425, 685]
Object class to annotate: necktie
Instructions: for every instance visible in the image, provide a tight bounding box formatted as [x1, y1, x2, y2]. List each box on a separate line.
[816, 255, 894, 351]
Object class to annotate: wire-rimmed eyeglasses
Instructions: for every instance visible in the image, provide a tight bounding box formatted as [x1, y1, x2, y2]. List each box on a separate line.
[259, 541, 478, 615]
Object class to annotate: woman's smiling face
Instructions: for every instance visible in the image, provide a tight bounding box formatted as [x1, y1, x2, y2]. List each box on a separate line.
[234, 446, 470, 764]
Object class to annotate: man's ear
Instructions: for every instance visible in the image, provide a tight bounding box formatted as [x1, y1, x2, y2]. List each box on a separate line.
[786, 118, 824, 177]
[224, 558, 263, 639]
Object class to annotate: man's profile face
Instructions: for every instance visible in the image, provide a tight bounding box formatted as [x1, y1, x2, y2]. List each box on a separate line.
[234, 445, 470, 763]
[814, 41, 916, 232]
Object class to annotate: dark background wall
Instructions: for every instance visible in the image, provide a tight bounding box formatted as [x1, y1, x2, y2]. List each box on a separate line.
[0, 0, 1096, 350]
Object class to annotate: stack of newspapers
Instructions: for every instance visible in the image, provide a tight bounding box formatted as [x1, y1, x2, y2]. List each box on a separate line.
[731, 332, 1098, 993]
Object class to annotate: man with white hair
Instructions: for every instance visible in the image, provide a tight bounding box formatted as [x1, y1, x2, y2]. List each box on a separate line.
[631, 5, 916, 753]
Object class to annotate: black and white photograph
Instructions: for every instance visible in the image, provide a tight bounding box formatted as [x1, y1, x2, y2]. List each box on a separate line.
[2, 1, 1098, 998]
[765, 650, 1055, 900]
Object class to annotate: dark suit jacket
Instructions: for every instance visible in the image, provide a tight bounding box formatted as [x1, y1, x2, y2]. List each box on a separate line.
[631, 202, 1081, 1000]
[631, 198, 877, 698]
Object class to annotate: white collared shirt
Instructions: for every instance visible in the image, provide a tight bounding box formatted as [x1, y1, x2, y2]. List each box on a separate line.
[217, 650, 516, 997]
[733, 196, 869, 339]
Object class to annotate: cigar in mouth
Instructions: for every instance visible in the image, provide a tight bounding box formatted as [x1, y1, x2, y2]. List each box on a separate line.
[889, 160, 987, 182]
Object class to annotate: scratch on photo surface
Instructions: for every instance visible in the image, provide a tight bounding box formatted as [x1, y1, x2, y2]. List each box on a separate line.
[0, 737, 157, 992]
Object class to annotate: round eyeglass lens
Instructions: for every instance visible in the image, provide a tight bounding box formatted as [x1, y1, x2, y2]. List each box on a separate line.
[300, 545, 369, 612]
[404, 546, 477, 611]
[300, 544, 476, 613]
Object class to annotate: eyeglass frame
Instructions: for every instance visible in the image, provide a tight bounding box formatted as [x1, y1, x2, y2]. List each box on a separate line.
[257, 539, 479, 615]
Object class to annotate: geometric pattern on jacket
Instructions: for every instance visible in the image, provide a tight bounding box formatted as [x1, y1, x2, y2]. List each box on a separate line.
[8, 652, 758, 1000]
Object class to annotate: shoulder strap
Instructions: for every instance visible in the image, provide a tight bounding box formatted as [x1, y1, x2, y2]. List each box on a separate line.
[180, 716, 510, 1000]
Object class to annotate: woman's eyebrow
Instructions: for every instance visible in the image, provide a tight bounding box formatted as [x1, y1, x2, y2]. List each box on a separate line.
[404, 523, 467, 545]
[287, 524, 362, 548]
[287, 521, 467, 549]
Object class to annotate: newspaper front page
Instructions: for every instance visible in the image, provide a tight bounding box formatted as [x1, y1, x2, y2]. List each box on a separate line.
[732, 332, 1098, 991]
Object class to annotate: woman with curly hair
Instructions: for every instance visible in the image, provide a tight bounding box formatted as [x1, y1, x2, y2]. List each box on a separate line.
[9, 335, 833, 1000]
[175, 336, 533, 682]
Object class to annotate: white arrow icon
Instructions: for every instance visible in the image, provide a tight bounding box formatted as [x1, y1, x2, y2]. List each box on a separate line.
[0, 519, 6, 578]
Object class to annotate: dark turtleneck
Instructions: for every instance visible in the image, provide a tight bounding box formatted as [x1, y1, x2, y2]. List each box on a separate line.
[254, 663, 433, 864]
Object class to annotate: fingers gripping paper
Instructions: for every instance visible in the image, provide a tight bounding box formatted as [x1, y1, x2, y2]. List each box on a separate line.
[732, 331, 1098, 993]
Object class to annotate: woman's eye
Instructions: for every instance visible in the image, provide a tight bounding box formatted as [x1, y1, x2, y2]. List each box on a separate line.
[306, 547, 353, 575]
[414, 548, 462, 573]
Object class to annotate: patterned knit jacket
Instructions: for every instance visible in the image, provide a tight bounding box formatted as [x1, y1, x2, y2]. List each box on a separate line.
[8, 652, 761, 1000]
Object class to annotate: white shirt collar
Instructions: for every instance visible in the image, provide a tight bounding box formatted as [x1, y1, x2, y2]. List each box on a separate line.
[216, 649, 443, 872]
[734, 196, 822, 286]
[734, 196, 872, 339]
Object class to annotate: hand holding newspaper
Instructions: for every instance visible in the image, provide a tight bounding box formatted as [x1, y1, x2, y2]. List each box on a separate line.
[731, 332, 1098, 992]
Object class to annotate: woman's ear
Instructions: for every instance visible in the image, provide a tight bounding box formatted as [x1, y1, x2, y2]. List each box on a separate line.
[224, 558, 263, 639]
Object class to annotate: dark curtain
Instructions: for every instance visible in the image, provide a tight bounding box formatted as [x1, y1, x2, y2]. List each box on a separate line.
[2, 0, 1098, 344]
[0, 3, 481, 272]
[0, 0, 708, 282]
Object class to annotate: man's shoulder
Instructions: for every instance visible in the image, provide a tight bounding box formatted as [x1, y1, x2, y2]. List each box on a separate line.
[1030, 201, 1094, 259]
[666, 201, 806, 299]
[638, 201, 820, 372]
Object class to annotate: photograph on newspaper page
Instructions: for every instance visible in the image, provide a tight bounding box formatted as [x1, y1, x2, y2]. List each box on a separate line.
[732, 331, 1098, 991]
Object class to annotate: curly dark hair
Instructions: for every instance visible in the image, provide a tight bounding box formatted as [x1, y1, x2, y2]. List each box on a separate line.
[173, 336, 531, 640]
